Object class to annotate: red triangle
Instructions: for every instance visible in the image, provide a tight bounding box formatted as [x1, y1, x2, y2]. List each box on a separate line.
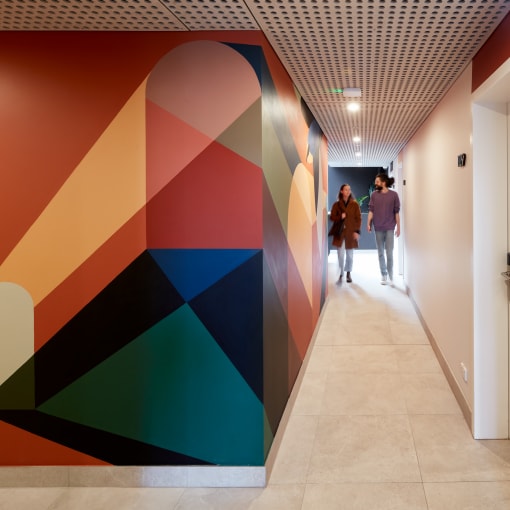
[0, 421, 109, 465]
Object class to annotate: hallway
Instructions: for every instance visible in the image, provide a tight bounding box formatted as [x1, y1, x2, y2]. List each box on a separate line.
[2, 251, 510, 509]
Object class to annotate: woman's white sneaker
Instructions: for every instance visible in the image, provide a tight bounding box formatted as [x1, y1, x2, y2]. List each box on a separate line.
[381, 275, 388, 285]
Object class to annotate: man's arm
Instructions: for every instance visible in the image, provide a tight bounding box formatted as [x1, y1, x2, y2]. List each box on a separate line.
[367, 211, 373, 232]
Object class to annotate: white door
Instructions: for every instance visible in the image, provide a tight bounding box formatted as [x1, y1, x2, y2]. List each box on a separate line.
[472, 60, 510, 439]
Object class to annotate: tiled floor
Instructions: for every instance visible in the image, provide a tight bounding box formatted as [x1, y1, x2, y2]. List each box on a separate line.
[3, 251, 510, 509]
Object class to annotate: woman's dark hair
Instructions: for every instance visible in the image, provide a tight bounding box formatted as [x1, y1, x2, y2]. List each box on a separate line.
[376, 173, 395, 188]
[338, 183, 356, 200]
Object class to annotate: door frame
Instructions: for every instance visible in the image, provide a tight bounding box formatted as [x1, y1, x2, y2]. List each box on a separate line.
[471, 58, 510, 438]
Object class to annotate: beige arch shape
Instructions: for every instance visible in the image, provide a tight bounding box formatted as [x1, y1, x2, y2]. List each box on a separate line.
[0, 282, 34, 385]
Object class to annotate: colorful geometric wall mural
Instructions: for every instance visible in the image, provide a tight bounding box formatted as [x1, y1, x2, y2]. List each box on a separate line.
[0, 32, 328, 468]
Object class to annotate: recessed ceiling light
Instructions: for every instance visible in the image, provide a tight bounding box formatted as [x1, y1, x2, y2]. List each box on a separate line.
[353, 136, 361, 143]
[355, 152, 362, 157]
[347, 103, 360, 112]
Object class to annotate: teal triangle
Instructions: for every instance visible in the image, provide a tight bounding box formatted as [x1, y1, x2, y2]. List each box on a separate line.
[148, 249, 260, 301]
[38, 304, 264, 466]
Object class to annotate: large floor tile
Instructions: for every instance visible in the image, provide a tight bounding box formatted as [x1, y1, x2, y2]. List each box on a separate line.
[394, 345, 442, 373]
[329, 345, 399, 373]
[302, 483, 428, 510]
[389, 320, 430, 344]
[307, 415, 421, 483]
[174, 487, 291, 510]
[411, 415, 510, 482]
[268, 415, 318, 485]
[478, 439, 510, 464]
[321, 372, 407, 415]
[335, 319, 394, 345]
[402, 373, 462, 415]
[23, 487, 184, 510]
[424, 481, 510, 509]
[305, 345, 335, 373]
[292, 371, 328, 415]
[0, 488, 65, 510]
[247, 484, 305, 510]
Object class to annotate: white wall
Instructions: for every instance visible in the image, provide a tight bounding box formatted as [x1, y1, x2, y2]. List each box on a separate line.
[402, 64, 474, 414]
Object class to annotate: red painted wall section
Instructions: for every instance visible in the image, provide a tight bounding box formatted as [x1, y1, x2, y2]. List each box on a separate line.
[0, 421, 108, 466]
[146, 141, 262, 248]
[472, 12, 510, 91]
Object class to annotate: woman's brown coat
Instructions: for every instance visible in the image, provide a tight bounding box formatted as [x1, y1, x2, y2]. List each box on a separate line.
[330, 197, 362, 249]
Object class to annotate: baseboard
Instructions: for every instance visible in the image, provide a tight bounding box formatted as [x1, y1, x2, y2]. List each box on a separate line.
[0, 465, 267, 488]
[406, 287, 473, 430]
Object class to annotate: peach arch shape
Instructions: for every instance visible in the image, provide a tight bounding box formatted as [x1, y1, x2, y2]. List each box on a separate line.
[145, 40, 262, 201]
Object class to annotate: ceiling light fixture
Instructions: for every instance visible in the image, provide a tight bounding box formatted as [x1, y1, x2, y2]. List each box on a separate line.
[353, 136, 361, 143]
[327, 88, 362, 97]
[347, 103, 360, 112]
[342, 88, 362, 97]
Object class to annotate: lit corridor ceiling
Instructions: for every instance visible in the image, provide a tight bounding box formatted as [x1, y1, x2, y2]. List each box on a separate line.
[2, 0, 510, 167]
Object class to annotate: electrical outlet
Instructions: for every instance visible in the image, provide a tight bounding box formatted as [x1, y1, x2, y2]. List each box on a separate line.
[460, 362, 468, 382]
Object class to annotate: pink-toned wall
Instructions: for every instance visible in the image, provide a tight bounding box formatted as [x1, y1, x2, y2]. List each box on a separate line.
[402, 11, 510, 423]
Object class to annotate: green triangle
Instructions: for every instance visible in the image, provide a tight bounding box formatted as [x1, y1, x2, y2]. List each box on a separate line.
[39, 305, 264, 465]
[0, 357, 35, 409]
[216, 98, 261, 167]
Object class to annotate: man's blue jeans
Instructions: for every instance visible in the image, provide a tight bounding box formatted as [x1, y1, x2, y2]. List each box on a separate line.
[375, 230, 394, 279]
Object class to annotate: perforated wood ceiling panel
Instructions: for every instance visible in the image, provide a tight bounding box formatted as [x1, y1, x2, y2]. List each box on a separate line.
[2, 0, 510, 166]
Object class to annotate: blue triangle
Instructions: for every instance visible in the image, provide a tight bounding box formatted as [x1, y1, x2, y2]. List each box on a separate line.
[148, 249, 260, 301]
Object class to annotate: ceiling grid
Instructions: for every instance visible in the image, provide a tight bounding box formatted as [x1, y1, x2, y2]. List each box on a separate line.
[1, 0, 509, 166]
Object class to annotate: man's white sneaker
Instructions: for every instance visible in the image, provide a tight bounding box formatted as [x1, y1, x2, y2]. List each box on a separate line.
[380, 275, 388, 285]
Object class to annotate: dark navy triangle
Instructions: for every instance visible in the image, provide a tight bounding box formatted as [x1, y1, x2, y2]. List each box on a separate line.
[0, 410, 210, 466]
[189, 251, 263, 401]
[224, 43, 262, 85]
[34, 251, 184, 406]
[149, 249, 259, 301]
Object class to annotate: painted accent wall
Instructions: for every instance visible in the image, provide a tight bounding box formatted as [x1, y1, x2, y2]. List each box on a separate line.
[0, 32, 328, 467]
[472, 12, 510, 91]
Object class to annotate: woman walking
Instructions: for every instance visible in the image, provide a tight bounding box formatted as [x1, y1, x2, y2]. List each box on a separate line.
[330, 184, 361, 283]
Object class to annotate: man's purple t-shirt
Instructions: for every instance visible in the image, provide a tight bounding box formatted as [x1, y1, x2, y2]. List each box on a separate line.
[368, 189, 400, 231]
